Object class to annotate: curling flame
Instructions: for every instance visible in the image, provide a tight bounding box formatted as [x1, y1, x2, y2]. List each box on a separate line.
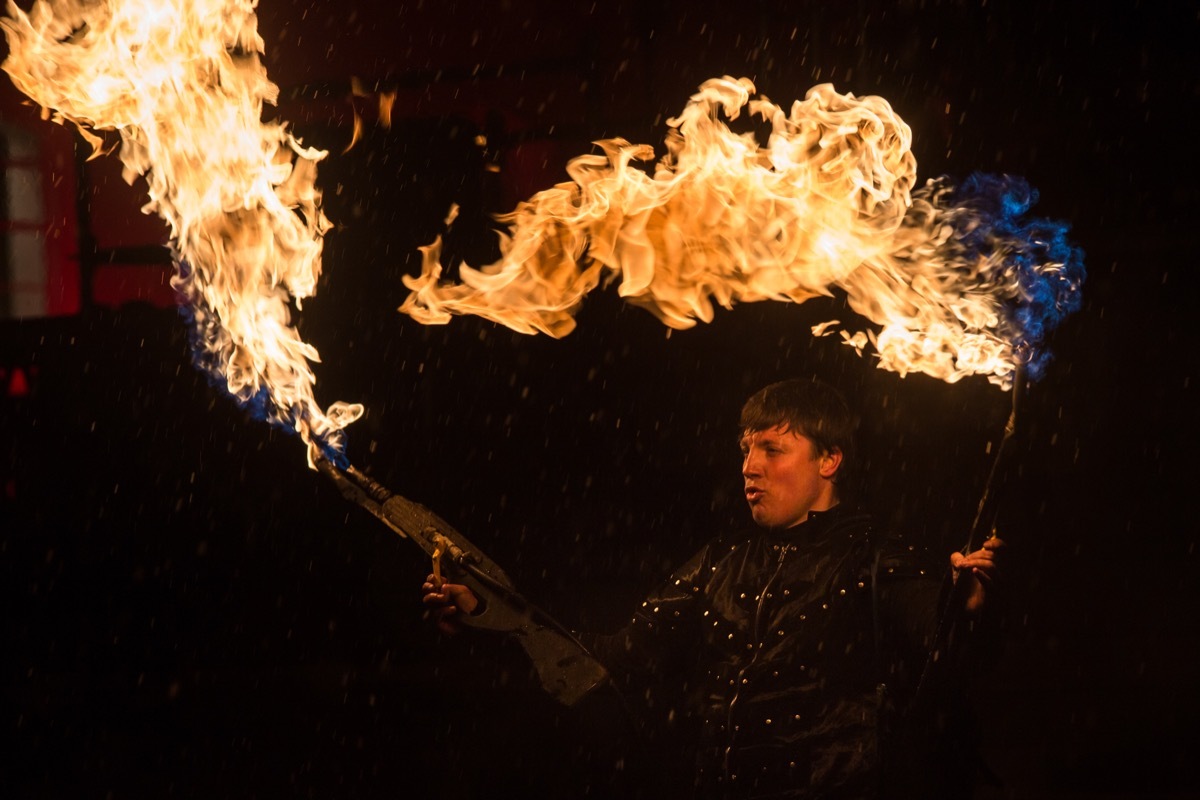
[403, 77, 1084, 388]
[3, 0, 363, 464]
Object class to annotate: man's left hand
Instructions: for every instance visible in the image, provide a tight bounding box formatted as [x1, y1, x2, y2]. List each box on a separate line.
[950, 536, 1006, 615]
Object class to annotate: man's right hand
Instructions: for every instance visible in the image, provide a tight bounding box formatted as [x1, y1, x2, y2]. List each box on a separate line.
[421, 574, 481, 635]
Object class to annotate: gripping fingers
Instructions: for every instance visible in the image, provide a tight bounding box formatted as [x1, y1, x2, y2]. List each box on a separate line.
[422, 573, 452, 608]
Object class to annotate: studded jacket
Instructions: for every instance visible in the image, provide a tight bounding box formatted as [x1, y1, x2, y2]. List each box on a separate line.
[588, 505, 950, 799]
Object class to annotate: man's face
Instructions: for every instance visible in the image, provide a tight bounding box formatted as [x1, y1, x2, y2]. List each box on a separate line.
[741, 424, 841, 529]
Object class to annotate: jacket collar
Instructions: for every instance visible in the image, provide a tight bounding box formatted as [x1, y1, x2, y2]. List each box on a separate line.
[767, 503, 871, 544]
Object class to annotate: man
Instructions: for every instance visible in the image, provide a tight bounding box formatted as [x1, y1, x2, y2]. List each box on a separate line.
[423, 378, 1003, 798]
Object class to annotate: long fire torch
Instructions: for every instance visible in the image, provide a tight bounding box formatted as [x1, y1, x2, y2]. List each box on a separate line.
[964, 364, 1026, 555]
[911, 363, 1028, 710]
[314, 456, 610, 708]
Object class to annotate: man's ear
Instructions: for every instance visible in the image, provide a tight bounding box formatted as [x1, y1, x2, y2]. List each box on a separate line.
[819, 447, 843, 479]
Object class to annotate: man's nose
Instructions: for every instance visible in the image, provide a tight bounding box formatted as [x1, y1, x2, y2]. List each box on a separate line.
[743, 451, 762, 478]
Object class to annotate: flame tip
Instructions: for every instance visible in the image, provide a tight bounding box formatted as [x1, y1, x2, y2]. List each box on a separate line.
[3, 0, 362, 447]
[396, 77, 1082, 386]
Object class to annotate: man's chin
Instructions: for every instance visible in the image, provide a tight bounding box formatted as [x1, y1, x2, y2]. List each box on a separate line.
[750, 507, 775, 528]
[750, 507, 808, 530]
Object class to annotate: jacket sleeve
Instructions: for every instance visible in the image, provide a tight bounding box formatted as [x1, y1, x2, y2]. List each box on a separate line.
[578, 541, 714, 700]
[872, 536, 948, 701]
[873, 534, 1003, 707]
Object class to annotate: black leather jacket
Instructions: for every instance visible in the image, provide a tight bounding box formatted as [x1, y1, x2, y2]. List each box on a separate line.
[589, 505, 948, 799]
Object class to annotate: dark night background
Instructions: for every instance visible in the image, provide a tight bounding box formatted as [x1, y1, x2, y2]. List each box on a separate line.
[2, 1, 1198, 797]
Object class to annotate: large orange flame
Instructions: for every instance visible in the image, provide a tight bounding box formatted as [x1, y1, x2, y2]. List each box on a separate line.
[402, 77, 1028, 387]
[3, 0, 362, 463]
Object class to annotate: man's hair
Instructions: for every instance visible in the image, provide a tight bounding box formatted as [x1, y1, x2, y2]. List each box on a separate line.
[739, 378, 858, 483]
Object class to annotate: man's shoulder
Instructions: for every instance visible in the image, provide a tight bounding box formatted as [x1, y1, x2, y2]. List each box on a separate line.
[869, 529, 943, 579]
[818, 506, 941, 579]
[667, 526, 765, 586]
